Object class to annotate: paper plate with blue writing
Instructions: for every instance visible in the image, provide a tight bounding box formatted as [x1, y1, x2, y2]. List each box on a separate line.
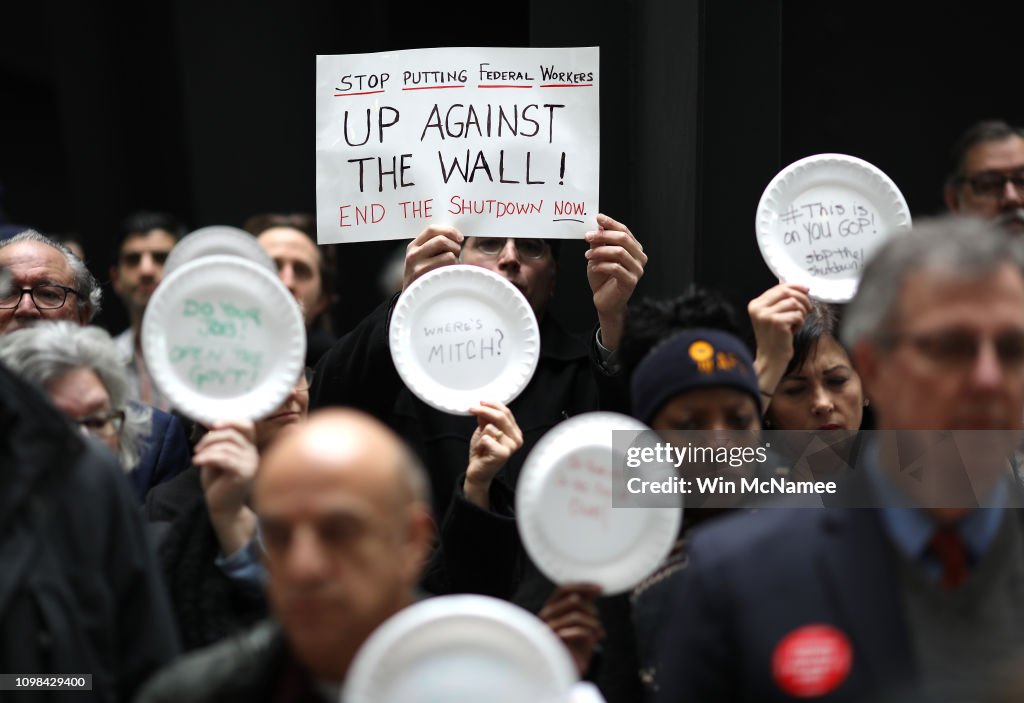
[165, 225, 277, 276]
[516, 412, 682, 594]
[755, 153, 912, 302]
[389, 265, 540, 415]
[141, 255, 306, 425]
[343, 595, 576, 703]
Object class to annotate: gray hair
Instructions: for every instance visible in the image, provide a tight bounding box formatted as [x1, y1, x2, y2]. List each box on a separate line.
[0, 230, 102, 321]
[0, 321, 151, 470]
[841, 216, 1024, 349]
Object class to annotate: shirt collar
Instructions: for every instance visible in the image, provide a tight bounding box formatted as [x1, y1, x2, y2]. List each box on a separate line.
[865, 440, 1008, 561]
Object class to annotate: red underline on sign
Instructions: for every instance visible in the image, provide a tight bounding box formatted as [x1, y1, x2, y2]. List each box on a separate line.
[333, 90, 386, 96]
[540, 84, 594, 88]
[478, 84, 532, 89]
[401, 85, 466, 91]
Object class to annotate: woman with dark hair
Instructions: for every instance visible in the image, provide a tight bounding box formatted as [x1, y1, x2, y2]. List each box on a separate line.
[749, 283, 866, 431]
[618, 283, 745, 379]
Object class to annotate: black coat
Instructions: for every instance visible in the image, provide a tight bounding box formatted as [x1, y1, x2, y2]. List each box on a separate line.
[135, 622, 305, 703]
[145, 469, 268, 652]
[310, 296, 623, 519]
[0, 363, 180, 702]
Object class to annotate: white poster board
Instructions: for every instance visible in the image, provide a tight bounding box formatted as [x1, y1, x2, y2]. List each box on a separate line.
[315, 47, 600, 244]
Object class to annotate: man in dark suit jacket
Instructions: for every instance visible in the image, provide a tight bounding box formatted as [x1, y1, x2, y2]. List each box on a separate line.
[134, 409, 437, 702]
[654, 216, 1024, 702]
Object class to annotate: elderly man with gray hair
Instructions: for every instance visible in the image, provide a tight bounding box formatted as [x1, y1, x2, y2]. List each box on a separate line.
[0, 229, 192, 501]
[653, 216, 1024, 703]
[0, 229, 102, 332]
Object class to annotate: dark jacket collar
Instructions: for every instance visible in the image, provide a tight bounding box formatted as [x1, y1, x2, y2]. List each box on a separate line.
[538, 314, 590, 362]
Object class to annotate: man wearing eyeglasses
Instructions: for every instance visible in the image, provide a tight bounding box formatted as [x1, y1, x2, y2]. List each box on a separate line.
[655, 216, 1024, 702]
[110, 211, 183, 410]
[312, 215, 645, 532]
[0, 229, 193, 502]
[0, 229, 102, 332]
[944, 120, 1024, 233]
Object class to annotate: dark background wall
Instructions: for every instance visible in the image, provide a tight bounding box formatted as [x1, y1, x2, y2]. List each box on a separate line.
[1, 1, 1022, 338]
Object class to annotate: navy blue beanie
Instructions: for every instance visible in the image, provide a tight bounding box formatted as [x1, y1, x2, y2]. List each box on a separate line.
[631, 328, 761, 425]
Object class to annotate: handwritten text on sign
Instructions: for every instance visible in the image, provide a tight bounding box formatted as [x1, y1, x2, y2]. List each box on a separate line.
[776, 188, 882, 281]
[538, 447, 645, 563]
[315, 47, 599, 244]
[412, 296, 517, 391]
[170, 298, 265, 396]
[422, 318, 507, 366]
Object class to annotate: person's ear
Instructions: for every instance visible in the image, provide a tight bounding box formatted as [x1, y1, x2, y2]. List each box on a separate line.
[944, 183, 962, 213]
[852, 340, 882, 407]
[401, 505, 435, 584]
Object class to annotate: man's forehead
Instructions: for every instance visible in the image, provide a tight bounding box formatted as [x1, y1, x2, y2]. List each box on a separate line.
[0, 241, 73, 281]
[963, 135, 1024, 174]
[258, 486, 375, 519]
[121, 229, 177, 251]
[261, 440, 403, 499]
[895, 264, 1024, 328]
[258, 228, 321, 259]
[255, 469, 398, 530]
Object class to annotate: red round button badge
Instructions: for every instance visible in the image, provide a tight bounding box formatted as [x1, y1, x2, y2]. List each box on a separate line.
[772, 624, 852, 698]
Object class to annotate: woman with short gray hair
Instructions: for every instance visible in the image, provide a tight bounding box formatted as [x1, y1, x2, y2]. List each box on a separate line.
[0, 320, 151, 470]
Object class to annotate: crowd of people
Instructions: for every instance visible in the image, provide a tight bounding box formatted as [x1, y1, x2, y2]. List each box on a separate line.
[0, 118, 1023, 701]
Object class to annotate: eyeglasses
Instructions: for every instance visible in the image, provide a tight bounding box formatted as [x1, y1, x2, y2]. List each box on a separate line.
[120, 250, 171, 267]
[75, 410, 126, 439]
[882, 330, 1024, 371]
[470, 238, 549, 260]
[0, 284, 81, 310]
[958, 170, 1024, 199]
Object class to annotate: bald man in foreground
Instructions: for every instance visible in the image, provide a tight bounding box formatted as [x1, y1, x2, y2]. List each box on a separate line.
[135, 409, 435, 702]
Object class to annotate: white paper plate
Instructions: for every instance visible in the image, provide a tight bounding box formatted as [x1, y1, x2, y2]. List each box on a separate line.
[343, 595, 577, 703]
[755, 153, 912, 302]
[389, 265, 540, 415]
[141, 255, 306, 424]
[164, 225, 276, 276]
[516, 412, 682, 595]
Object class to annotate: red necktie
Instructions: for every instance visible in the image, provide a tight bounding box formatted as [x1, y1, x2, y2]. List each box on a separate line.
[928, 526, 968, 589]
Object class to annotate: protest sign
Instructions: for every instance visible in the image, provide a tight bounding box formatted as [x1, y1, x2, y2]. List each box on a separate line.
[316, 46, 599, 243]
[755, 153, 911, 302]
[142, 255, 306, 425]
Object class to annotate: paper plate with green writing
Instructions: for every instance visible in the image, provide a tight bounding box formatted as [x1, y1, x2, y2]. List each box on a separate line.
[755, 153, 912, 302]
[389, 265, 540, 416]
[142, 255, 306, 424]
